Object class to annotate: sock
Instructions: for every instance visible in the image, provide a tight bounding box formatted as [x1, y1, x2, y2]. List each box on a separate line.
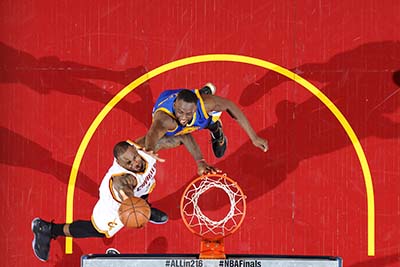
[69, 220, 105, 238]
[51, 223, 66, 237]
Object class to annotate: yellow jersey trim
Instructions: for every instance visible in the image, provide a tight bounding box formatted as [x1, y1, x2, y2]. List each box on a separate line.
[194, 89, 209, 120]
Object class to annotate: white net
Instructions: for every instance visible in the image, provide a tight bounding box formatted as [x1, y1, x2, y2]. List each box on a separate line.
[181, 174, 246, 239]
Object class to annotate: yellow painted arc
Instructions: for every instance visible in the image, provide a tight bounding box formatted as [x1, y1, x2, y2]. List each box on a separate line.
[65, 54, 374, 256]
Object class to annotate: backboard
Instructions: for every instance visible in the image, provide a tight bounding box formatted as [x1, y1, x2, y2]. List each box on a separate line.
[81, 254, 342, 267]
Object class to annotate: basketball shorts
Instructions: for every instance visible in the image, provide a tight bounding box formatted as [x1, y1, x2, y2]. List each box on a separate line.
[91, 199, 123, 238]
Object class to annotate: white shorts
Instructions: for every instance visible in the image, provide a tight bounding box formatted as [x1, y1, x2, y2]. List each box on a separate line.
[91, 199, 124, 238]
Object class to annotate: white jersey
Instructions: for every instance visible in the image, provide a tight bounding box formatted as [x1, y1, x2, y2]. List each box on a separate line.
[91, 148, 157, 237]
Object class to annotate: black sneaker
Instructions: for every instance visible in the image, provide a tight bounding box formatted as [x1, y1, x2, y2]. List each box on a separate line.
[199, 82, 216, 95]
[210, 121, 227, 158]
[106, 248, 120, 255]
[149, 207, 168, 224]
[31, 218, 53, 261]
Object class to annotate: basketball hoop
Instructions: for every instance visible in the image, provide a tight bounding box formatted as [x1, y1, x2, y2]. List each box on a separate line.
[180, 173, 246, 259]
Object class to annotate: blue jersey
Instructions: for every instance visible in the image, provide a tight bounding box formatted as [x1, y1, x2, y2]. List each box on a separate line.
[152, 89, 221, 136]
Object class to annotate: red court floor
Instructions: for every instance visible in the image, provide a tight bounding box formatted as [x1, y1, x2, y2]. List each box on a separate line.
[0, 1, 399, 266]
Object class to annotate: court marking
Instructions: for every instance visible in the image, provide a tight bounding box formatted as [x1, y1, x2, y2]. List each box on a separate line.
[65, 54, 375, 256]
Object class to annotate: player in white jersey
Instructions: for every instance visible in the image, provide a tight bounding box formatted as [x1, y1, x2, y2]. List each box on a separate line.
[31, 141, 167, 262]
[92, 140, 161, 237]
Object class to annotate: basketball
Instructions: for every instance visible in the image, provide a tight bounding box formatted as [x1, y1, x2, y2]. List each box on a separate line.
[118, 196, 151, 228]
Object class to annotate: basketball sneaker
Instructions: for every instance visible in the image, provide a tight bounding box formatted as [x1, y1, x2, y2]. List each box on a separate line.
[210, 120, 227, 158]
[31, 218, 53, 262]
[199, 82, 216, 95]
[106, 248, 121, 255]
[149, 207, 168, 224]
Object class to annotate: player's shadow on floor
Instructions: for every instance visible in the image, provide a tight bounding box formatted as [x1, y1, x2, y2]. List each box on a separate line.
[153, 40, 400, 220]
[393, 70, 400, 86]
[147, 236, 169, 253]
[0, 42, 153, 128]
[0, 127, 98, 197]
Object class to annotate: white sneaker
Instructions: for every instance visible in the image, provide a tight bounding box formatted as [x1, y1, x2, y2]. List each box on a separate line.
[199, 83, 216, 95]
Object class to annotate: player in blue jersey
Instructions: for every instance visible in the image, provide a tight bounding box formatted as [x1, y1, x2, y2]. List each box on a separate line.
[136, 83, 268, 175]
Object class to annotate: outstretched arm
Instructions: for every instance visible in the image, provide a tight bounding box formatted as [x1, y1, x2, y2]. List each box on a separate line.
[139, 133, 220, 175]
[112, 173, 137, 201]
[179, 134, 221, 175]
[144, 111, 175, 152]
[203, 95, 268, 152]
